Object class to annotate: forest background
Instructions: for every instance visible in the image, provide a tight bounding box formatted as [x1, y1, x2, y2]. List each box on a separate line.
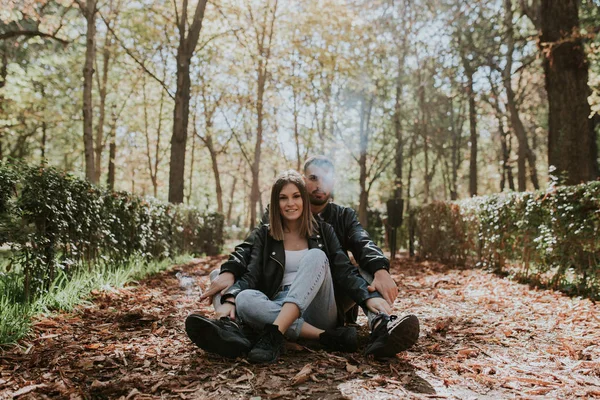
[1, 0, 599, 237]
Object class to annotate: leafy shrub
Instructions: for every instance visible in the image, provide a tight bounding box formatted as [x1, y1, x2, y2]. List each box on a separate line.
[0, 163, 225, 301]
[415, 201, 470, 265]
[414, 182, 600, 298]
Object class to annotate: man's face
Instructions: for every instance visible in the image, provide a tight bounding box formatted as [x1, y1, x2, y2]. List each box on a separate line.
[304, 164, 335, 206]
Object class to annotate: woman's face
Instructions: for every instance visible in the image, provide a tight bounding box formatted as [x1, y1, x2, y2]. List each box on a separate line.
[278, 183, 303, 223]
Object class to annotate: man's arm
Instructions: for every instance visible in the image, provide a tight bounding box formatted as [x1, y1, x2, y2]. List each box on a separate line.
[343, 208, 398, 306]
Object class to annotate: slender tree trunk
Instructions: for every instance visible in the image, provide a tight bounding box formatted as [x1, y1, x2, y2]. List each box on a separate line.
[107, 132, 116, 190]
[168, 0, 208, 203]
[358, 95, 372, 227]
[464, 65, 477, 197]
[186, 130, 195, 204]
[249, 0, 278, 227]
[41, 121, 47, 163]
[417, 74, 431, 202]
[0, 48, 7, 161]
[94, 37, 111, 183]
[206, 134, 223, 214]
[541, 0, 598, 183]
[227, 160, 242, 225]
[393, 45, 406, 200]
[106, 107, 117, 190]
[82, 0, 97, 183]
[293, 88, 301, 171]
[250, 65, 265, 228]
[503, 0, 539, 190]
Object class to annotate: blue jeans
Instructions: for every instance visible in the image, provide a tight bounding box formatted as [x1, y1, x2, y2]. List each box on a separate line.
[210, 251, 380, 333]
[235, 249, 338, 340]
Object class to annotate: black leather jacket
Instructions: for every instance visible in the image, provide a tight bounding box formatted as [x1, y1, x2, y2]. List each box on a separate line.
[221, 202, 389, 279]
[223, 221, 381, 307]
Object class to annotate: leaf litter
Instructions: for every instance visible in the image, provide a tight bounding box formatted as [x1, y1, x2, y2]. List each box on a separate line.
[1, 253, 599, 399]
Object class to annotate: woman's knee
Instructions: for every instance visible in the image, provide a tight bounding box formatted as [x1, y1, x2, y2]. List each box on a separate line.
[302, 248, 329, 270]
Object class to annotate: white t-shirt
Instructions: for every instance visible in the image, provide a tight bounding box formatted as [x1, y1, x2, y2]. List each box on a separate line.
[281, 248, 309, 287]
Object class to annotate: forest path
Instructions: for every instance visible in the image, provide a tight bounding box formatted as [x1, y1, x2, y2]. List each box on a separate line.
[1, 254, 599, 399]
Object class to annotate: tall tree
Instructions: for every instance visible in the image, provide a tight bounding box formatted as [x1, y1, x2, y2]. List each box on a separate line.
[244, 0, 279, 228]
[76, 0, 98, 183]
[501, 0, 539, 191]
[167, 0, 209, 203]
[541, 0, 598, 183]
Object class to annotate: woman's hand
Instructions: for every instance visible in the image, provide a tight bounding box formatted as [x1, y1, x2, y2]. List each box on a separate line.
[200, 272, 235, 303]
[216, 302, 236, 320]
[365, 297, 392, 315]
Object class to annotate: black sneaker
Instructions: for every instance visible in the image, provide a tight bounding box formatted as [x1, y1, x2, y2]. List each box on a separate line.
[247, 324, 285, 364]
[319, 326, 358, 352]
[365, 314, 420, 358]
[185, 314, 251, 358]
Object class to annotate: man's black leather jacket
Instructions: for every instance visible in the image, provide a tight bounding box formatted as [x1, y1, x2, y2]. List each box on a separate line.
[223, 220, 381, 307]
[220, 202, 389, 279]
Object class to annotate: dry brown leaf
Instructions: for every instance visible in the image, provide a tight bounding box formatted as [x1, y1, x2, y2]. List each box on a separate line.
[11, 384, 47, 398]
[291, 364, 313, 386]
[457, 348, 479, 359]
[346, 363, 359, 374]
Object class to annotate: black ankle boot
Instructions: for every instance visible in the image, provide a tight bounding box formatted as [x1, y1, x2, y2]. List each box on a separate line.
[319, 326, 358, 352]
[248, 324, 285, 364]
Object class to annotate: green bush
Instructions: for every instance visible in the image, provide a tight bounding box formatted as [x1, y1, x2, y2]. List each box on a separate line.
[413, 182, 600, 298]
[415, 201, 470, 265]
[0, 162, 224, 302]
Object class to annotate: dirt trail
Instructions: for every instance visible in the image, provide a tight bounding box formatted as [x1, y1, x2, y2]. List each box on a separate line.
[1, 254, 599, 399]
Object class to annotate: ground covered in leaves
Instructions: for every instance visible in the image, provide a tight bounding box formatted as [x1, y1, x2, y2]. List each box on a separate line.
[1, 253, 599, 399]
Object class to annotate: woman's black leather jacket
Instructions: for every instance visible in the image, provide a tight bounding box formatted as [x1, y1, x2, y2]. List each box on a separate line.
[223, 221, 381, 307]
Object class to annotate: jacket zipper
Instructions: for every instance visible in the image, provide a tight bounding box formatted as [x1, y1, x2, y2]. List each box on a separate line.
[270, 255, 284, 271]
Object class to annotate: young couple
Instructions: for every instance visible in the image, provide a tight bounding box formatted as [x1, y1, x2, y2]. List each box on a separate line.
[185, 156, 419, 363]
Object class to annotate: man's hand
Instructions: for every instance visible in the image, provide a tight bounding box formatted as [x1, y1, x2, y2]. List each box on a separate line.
[367, 269, 398, 307]
[199, 271, 235, 303]
[215, 302, 236, 319]
[365, 297, 392, 315]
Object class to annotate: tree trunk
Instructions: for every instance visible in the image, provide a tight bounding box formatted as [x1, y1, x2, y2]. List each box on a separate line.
[503, 0, 540, 191]
[541, 0, 598, 183]
[94, 37, 111, 183]
[82, 0, 97, 183]
[167, 0, 208, 203]
[0, 48, 7, 161]
[465, 65, 477, 197]
[358, 95, 372, 227]
[186, 130, 195, 204]
[206, 134, 223, 214]
[107, 131, 116, 190]
[41, 121, 47, 163]
[393, 47, 405, 200]
[250, 65, 265, 228]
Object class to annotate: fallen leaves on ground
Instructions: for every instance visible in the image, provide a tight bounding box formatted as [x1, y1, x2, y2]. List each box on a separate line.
[1, 253, 599, 399]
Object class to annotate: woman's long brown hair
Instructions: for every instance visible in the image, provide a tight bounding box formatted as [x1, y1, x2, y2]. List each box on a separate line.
[269, 170, 316, 241]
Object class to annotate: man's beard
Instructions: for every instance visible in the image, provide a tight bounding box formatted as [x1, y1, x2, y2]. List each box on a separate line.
[309, 193, 329, 206]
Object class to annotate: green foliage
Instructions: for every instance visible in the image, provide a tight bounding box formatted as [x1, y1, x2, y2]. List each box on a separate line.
[366, 208, 385, 248]
[0, 255, 190, 346]
[0, 163, 224, 302]
[415, 201, 470, 265]
[414, 182, 600, 299]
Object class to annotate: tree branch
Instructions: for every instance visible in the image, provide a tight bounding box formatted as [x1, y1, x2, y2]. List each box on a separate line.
[0, 30, 69, 44]
[99, 11, 175, 100]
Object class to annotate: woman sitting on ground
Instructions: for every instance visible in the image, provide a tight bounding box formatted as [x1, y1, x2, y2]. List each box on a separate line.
[187, 170, 393, 363]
